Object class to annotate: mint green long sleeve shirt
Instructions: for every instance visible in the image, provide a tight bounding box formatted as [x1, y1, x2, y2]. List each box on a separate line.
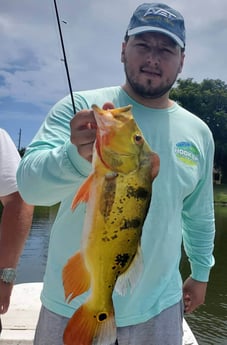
[17, 86, 215, 326]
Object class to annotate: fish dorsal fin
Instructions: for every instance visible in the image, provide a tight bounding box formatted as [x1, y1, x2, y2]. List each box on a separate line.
[114, 245, 143, 296]
[71, 173, 94, 210]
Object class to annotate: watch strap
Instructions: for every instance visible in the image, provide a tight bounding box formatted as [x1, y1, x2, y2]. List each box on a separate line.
[0, 268, 16, 283]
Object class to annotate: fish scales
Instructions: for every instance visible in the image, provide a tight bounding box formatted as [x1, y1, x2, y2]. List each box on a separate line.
[62, 104, 160, 345]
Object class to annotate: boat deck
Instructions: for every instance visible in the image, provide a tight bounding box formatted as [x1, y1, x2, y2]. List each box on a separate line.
[0, 283, 198, 344]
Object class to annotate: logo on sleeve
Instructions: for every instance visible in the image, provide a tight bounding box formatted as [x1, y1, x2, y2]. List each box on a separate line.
[175, 142, 199, 166]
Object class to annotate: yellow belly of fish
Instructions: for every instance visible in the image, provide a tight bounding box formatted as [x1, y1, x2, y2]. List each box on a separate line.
[84, 168, 151, 301]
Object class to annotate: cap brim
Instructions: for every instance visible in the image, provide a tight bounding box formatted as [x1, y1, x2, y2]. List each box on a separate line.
[127, 26, 185, 48]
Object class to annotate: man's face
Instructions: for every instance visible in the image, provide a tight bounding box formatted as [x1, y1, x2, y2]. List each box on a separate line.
[121, 32, 185, 99]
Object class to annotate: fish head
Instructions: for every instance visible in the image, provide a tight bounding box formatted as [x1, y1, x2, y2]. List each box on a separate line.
[92, 104, 156, 174]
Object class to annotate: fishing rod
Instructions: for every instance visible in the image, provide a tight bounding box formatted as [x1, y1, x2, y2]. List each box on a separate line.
[53, 0, 76, 114]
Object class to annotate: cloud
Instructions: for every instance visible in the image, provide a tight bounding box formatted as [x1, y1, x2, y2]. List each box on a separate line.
[1, 0, 227, 146]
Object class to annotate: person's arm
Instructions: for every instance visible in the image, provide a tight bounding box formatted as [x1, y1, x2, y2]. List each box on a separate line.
[17, 95, 95, 206]
[0, 192, 34, 314]
[182, 135, 215, 313]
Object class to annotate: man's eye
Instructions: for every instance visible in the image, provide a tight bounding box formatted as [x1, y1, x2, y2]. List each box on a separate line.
[137, 43, 148, 49]
[161, 47, 174, 54]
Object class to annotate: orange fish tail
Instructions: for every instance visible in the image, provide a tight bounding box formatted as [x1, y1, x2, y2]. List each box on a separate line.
[63, 302, 116, 345]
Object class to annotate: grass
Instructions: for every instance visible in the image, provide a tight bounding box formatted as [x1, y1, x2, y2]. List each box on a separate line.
[213, 184, 227, 204]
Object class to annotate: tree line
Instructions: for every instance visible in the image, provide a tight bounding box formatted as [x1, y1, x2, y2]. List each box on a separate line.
[170, 78, 227, 182]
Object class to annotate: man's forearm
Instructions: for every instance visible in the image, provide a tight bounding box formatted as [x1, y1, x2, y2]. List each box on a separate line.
[0, 192, 34, 268]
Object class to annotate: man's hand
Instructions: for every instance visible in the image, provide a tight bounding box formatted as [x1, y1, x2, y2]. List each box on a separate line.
[70, 109, 97, 162]
[183, 276, 207, 314]
[0, 281, 13, 314]
[70, 102, 114, 162]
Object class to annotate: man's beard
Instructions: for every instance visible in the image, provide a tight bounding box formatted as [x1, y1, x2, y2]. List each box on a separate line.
[124, 64, 177, 99]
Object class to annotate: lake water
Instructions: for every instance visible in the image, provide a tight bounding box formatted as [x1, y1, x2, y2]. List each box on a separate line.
[16, 205, 227, 344]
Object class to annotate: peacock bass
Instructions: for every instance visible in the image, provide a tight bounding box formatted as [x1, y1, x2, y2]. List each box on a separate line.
[62, 104, 160, 345]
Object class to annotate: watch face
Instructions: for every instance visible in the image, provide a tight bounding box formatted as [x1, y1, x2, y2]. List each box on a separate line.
[0, 269, 16, 283]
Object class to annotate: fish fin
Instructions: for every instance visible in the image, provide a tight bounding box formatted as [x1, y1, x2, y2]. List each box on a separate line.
[63, 301, 116, 345]
[63, 251, 91, 302]
[115, 246, 143, 296]
[71, 174, 94, 210]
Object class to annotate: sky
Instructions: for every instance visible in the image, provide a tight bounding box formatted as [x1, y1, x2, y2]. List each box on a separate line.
[1, 0, 227, 148]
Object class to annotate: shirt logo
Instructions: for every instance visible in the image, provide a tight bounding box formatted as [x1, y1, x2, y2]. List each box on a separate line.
[175, 142, 199, 166]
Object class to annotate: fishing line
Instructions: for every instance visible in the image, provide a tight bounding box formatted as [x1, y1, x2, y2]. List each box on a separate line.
[53, 0, 76, 114]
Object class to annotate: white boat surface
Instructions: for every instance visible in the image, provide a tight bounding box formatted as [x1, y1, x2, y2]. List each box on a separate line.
[0, 283, 198, 345]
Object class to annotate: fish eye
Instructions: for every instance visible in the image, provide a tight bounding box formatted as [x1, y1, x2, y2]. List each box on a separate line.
[134, 134, 144, 145]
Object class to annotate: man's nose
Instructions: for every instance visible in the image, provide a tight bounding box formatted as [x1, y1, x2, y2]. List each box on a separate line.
[146, 48, 160, 64]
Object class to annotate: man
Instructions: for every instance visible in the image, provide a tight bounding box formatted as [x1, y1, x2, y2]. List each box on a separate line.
[17, 3, 215, 345]
[0, 129, 34, 331]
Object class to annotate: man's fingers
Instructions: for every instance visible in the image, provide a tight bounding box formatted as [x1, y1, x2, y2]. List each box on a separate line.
[102, 102, 115, 110]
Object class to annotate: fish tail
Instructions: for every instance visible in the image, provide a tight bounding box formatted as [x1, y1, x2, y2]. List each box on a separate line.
[63, 301, 116, 345]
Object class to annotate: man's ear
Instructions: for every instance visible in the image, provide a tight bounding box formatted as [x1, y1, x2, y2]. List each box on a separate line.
[178, 52, 185, 74]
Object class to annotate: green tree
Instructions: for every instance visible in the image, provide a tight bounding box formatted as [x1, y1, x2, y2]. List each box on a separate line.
[170, 78, 227, 181]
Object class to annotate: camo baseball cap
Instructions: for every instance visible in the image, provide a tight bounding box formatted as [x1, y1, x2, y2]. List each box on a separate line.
[126, 3, 186, 48]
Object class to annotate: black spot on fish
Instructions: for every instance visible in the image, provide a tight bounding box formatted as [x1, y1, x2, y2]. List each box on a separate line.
[120, 217, 141, 230]
[126, 186, 149, 199]
[115, 253, 130, 268]
[117, 206, 123, 213]
[102, 236, 110, 242]
[98, 313, 108, 322]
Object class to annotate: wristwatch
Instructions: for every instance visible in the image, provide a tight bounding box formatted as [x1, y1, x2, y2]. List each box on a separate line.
[0, 268, 16, 284]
